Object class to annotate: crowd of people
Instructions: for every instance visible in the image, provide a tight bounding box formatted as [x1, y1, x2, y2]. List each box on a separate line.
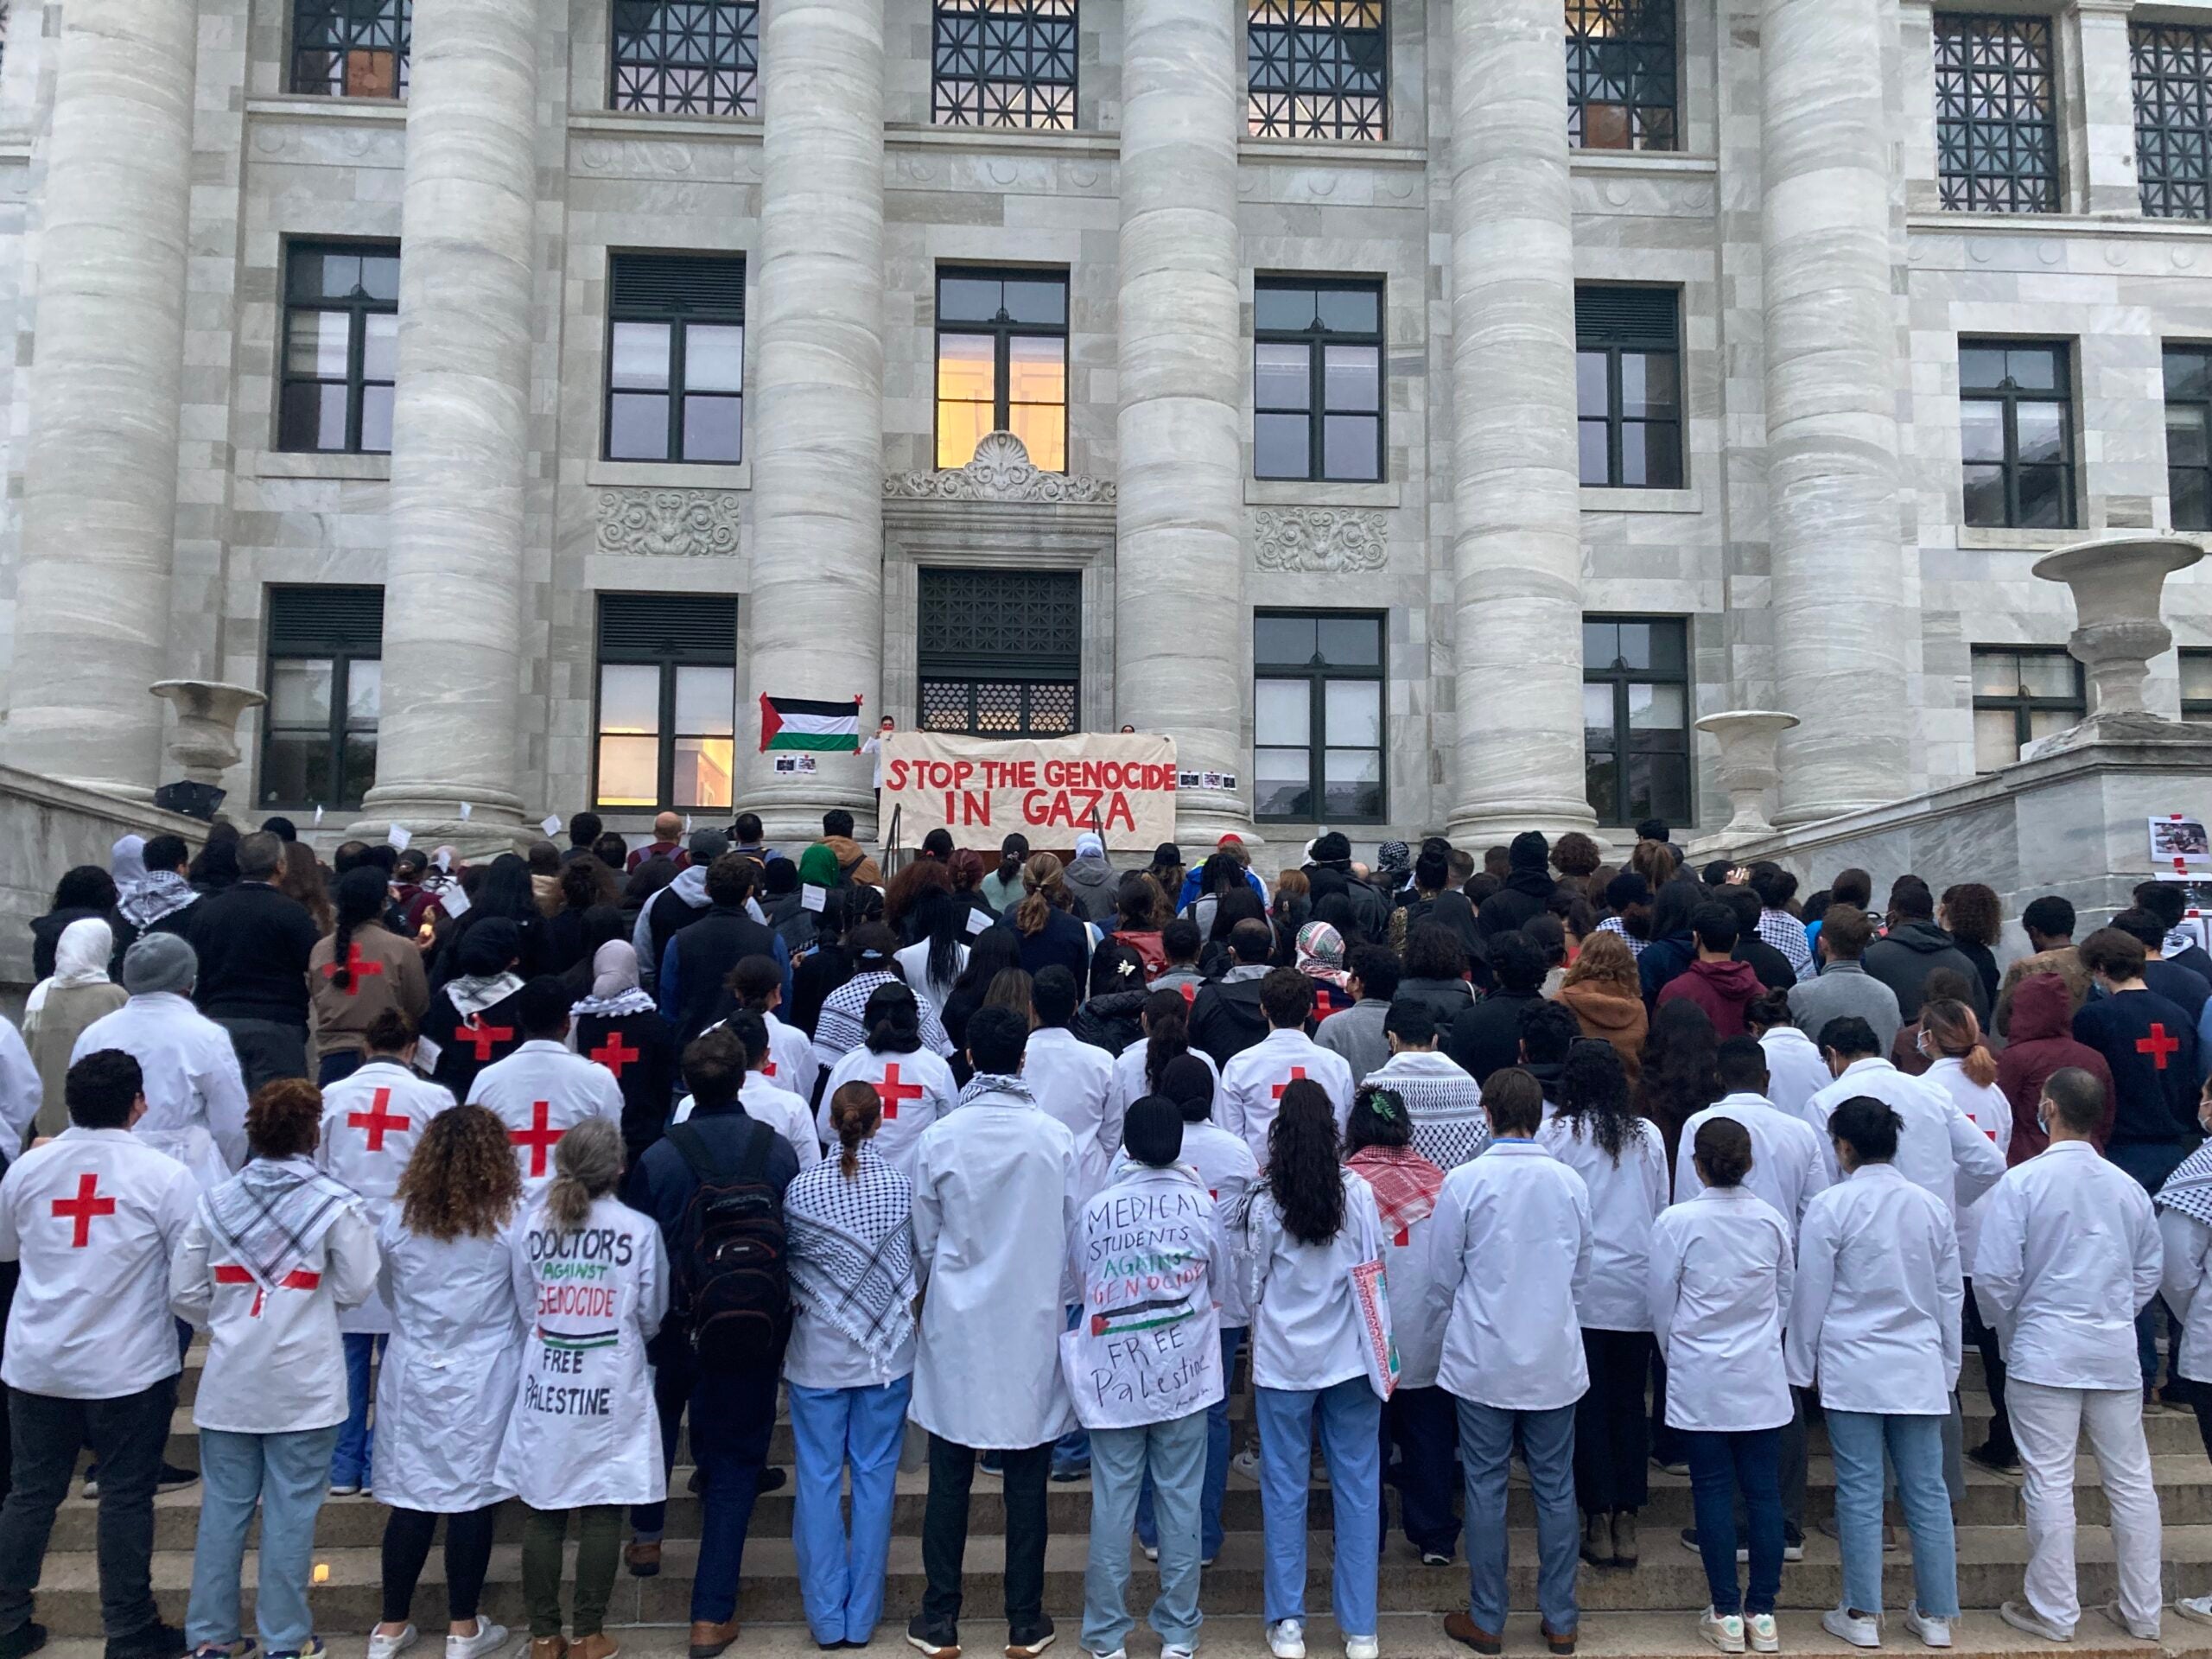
[1, 809, 2209, 1659]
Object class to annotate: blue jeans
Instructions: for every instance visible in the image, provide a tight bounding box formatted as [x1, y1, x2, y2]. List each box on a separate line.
[1683, 1428, 1782, 1618]
[690, 1364, 779, 1624]
[1136, 1326, 1243, 1560]
[1257, 1380, 1380, 1637]
[789, 1376, 911, 1646]
[331, 1332, 385, 1487]
[1084, 1413, 1207, 1655]
[187, 1424, 342, 1654]
[1827, 1410, 1959, 1618]
[1457, 1399, 1578, 1637]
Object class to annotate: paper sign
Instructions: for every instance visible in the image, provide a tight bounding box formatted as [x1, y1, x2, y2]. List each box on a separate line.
[386, 825, 412, 851]
[540, 816, 562, 838]
[434, 849, 452, 874]
[964, 906, 994, 937]
[800, 884, 828, 913]
[458, 802, 473, 822]
[1176, 770, 1241, 792]
[880, 731, 1180, 853]
[313, 805, 325, 826]
[773, 753, 818, 775]
[2151, 816, 2212, 869]
[440, 886, 471, 918]
[414, 1034, 442, 1072]
[685, 814, 694, 836]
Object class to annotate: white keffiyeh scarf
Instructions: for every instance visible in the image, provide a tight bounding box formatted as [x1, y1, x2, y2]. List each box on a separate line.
[784, 1144, 917, 1373]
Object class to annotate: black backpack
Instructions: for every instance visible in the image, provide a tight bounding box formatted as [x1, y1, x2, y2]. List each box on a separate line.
[664, 1120, 791, 1369]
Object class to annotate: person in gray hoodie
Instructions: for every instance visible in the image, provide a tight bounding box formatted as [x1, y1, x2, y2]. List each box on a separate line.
[1861, 877, 1991, 1023]
[1787, 903, 1904, 1058]
[1063, 831, 1121, 925]
[631, 828, 731, 992]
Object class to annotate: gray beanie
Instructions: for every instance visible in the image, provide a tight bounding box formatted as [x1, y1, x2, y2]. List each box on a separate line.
[122, 931, 197, 996]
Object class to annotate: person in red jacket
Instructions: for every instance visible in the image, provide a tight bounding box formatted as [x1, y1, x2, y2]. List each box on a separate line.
[1655, 904, 1765, 1039]
[1995, 971, 2113, 1160]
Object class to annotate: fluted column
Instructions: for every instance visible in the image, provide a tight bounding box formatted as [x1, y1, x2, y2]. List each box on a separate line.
[350, 0, 539, 847]
[1445, 0, 1595, 842]
[6, 0, 197, 794]
[1761, 0, 1910, 823]
[1113, 0, 1253, 842]
[740, 0, 886, 840]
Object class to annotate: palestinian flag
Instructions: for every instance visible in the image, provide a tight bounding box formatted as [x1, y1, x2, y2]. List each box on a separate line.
[760, 694, 862, 753]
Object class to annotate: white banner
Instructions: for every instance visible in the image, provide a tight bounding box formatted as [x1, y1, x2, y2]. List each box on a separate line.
[880, 730, 1179, 853]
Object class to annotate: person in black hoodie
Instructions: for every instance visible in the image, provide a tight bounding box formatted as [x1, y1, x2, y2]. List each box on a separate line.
[1446, 931, 1550, 1085]
[1861, 877, 1990, 1022]
[1189, 919, 1274, 1068]
[185, 830, 320, 1089]
[1071, 940, 1148, 1055]
[1478, 831, 1558, 938]
[661, 854, 788, 1050]
[31, 865, 118, 982]
[2135, 880, 2212, 987]
[1516, 999, 1583, 1103]
[1305, 832, 1389, 946]
[1719, 887, 1796, 995]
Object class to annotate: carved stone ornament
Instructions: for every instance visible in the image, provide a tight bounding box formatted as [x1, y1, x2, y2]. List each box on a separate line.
[882, 430, 1116, 505]
[1251, 506, 1389, 574]
[594, 488, 742, 557]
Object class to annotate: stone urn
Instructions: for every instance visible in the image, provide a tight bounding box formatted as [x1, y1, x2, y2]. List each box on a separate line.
[2032, 537, 2205, 717]
[150, 679, 266, 785]
[1695, 709, 1801, 843]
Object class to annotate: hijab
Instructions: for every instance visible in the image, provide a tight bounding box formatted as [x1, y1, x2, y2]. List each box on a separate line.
[1295, 920, 1349, 988]
[25, 917, 114, 1017]
[798, 843, 841, 889]
[571, 940, 657, 1020]
[110, 835, 147, 888]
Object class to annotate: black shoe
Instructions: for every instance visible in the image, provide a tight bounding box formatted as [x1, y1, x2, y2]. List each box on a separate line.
[0, 1624, 45, 1659]
[1967, 1440, 2022, 1476]
[905, 1618, 959, 1659]
[156, 1463, 199, 1491]
[1004, 1618, 1055, 1659]
[759, 1466, 786, 1494]
[105, 1622, 183, 1659]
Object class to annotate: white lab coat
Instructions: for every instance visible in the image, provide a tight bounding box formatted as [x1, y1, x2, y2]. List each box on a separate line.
[1063, 1161, 1226, 1429]
[908, 1086, 1079, 1448]
[1783, 1163, 1963, 1414]
[893, 939, 969, 1028]
[1109, 1041, 1222, 1125]
[1536, 1114, 1667, 1332]
[374, 1210, 527, 1511]
[762, 1009, 819, 1103]
[316, 1061, 457, 1335]
[1648, 1185, 1796, 1433]
[1972, 1140, 2164, 1392]
[0, 1017, 41, 1149]
[1180, 1120, 1259, 1328]
[1219, 1028, 1356, 1166]
[1675, 1094, 1831, 1228]
[73, 992, 249, 1189]
[669, 1072, 822, 1169]
[818, 1044, 957, 1178]
[1802, 1058, 2003, 1236]
[0, 1128, 197, 1398]
[2160, 1205, 2212, 1384]
[1241, 1167, 1386, 1393]
[1758, 1025, 1832, 1122]
[1351, 1154, 1446, 1389]
[496, 1190, 668, 1509]
[467, 1039, 627, 1198]
[1424, 1141, 1592, 1408]
[1024, 1027, 1120, 1198]
[1917, 1055, 2013, 1272]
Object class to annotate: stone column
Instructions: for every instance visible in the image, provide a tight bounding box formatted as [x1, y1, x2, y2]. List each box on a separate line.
[1445, 0, 1595, 842]
[5, 0, 197, 795]
[740, 0, 887, 841]
[1113, 0, 1252, 843]
[349, 0, 540, 848]
[1760, 0, 1911, 824]
[2069, 0, 2140, 218]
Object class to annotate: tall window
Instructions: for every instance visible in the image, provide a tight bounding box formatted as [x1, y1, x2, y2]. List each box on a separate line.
[918, 569, 1080, 736]
[2166, 345, 2212, 531]
[932, 0, 1077, 130]
[2183, 648, 2212, 722]
[2134, 23, 2212, 219]
[1246, 0, 1386, 140]
[935, 269, 1067, 472]
[279, 242, 399, 455]
[262, 586, 383, 811]
[1960, 340, 2074, 529]
[1575, 286, 1681, 489]
[595, 594, 738, 811]
[290, 0, 409, 98]
[1583, 617, 1689, 827]
[1935, 14, 2059, 213]
[1565, 0, 1676, 152]
[1971, 646, 2084, 770]
[611, 0, 759, 115]
[605, 254, 746, 464]
[1254, 613, 1385, 823]
[1252, 279, 1384, 483]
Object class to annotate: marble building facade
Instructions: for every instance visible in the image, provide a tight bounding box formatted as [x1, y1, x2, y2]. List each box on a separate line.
[1, 0, 2210, 853]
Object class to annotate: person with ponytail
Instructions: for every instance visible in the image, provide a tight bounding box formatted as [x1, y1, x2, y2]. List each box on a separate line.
[497, 1117, 666, 1659]
[1108, 988, 1222, 1129]
[783, 1081, 918, 1649]
[308, 864, 429, 1085]
[819, 982, 957, 1178]
[1008, 851, 1096, 982]
[893, 885, 970, 1028]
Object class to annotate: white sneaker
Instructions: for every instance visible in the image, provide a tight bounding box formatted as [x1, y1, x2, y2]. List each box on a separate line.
[1746, 1614, 1779, 1654]
[329, 1482, 363, 1498]
[2092, 1602, 2158, 1642]
[1083, 1649, 1125, 1659]
[1161, 1648, 1193, 1659]
[1231, 1450, 1262, 1485]
[1904, 1605, 1951, 1649]
[1142, 1545, 1160, 1562]
[1344, 1637, 1378, 1659]
[1698, 1610, 1745, 1654]
[445, 1624, 506, 1659]
[1821, 1608, 1879, 1649]
[367, 1626, 417, 1659]
[1999, 1602, 2073, 1643]
[1268, 1621, 1306, 1659]
[2177, 1595, 2212, 1628]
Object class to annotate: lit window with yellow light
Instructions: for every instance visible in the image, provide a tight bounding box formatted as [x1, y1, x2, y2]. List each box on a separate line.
[595, 594, 739, 811]
[934, 269, 1068, 472]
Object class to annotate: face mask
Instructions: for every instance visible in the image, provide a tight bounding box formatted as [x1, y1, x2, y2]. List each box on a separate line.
[2037, 1107, 2053, 1141]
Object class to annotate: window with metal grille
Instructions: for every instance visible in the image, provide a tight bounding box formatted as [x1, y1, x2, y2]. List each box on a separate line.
[263, 586, 384, 811]
[1254, 613, 1385, 823]
[935, 269, 1068, 473]
[918, 569, 1081, 738]
[1253, 279, 1384, 483]
[606, 254, 746, 464]
[611, 0, 759, 115]
[1583, 616, 1689, 827]
[1575, 286, 1681, 489]
[279, 242, 400, 455]
[1972, 646, 2083, 770]
[1246, 0, 1387, 141]
[2136, 24, 2212, 219]
[1960, 340, 2075, 529]
[2183, 648, 2212, 722]
[1566, 0, 1676, 152]
[932, 0, 1077, 130]
[596, 594, 739, 810]
[2165, 345, 2212, 531]
[1936, 14, 2059, 214]
[291, 0, 410, 98]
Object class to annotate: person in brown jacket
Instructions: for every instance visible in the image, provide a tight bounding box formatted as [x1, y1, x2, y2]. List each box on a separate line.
[308, 866, 431, 1084]
[1554, 931, 1648, 1085]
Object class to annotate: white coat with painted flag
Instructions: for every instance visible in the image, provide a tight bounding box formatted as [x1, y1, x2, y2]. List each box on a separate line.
[671, 1071, 821, 1168]
[375, 1209, 527, 1512]
[73, 992, 249, 1190]
[316, 1061, 457, 1335]
[467, 1039, 626, 1198]
[818, 1043, 956, 1178]
[497, 1190, 669, 1509]
[0, 1128, 198, 1397]
[1219, 1027, 1355, 1166]
[1674, 1093, 1830, 1228]
[1024, 1027, 1119, 1197]
[0, 1016, 41, 1151]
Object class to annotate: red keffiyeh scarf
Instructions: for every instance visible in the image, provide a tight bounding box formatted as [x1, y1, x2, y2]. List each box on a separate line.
[1347, 1144, 1445, 1241]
